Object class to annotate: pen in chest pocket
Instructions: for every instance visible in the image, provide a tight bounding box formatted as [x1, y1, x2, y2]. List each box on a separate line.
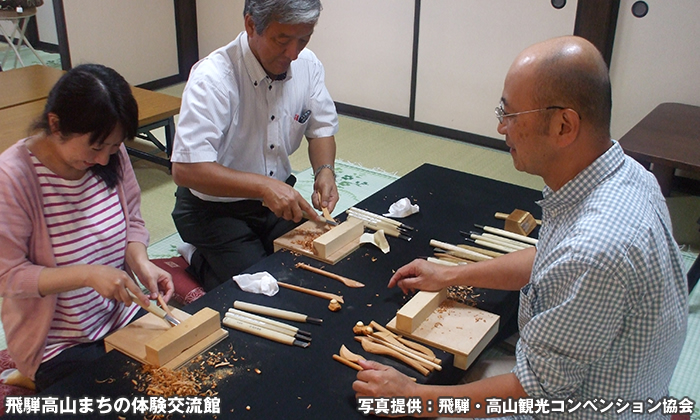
[296, 109, 311, 124]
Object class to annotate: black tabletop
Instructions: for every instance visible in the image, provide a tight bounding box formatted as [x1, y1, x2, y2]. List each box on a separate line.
[35, 163, 543, 420]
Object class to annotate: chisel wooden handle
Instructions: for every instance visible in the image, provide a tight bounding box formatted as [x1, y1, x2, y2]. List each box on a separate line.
[295, 262, 364, 288]
[480, 225, 539, 245]
[127, 289, 167, 318]
[225, 314, 295, 338]
[430, 239, 492, 262]
[223, 316, 296, 346]
[277, 281, 344, 304]
[227, 308, 298, 334]
[234, 301, 323, 325]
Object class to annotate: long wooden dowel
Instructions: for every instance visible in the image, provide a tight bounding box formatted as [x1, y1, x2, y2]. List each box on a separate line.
[277, 281, 344, 304]
[471, 232, 529, 249]
[479, 232, 533, 249]
[295, 262, 365, 288]
[469, 235, 522, 252]
[346, 214, 405, 239]
[226, 309, 311, 339]
[348, 207, 403, 228]
[234, 301, 322, 325]
[227, 308, 298, 334]
[457, 244, 504, 258]
[430, 239, 492, 262]
[479, 225, 538, 245]
[427, 257, 458, 266]
[222, 316, 309, 347]
[224, 314, 298, 339]
[469, 237, 519, 254]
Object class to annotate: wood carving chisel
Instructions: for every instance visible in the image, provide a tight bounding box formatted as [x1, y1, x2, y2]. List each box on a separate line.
[222, 316, 310, 348]
[233, 301, 323, 325]
[474, 224, 539, 245]
[224, 314, 311, 342]
[226, 308, 312, 339]
[348, 207, 415, 230]
[126, 289, 180, 327]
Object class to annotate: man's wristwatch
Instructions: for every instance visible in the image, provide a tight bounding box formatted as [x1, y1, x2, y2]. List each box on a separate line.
[314, 164, 335, 180]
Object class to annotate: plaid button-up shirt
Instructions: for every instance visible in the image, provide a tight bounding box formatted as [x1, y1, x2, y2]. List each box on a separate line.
[513, 141, 688, 419]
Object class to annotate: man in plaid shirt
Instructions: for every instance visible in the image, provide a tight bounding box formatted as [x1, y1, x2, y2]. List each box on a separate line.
[353, 36, 688, 419]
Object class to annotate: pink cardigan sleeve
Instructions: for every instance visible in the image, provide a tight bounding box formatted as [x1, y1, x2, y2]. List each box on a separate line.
[0, 142, 53, 298]
[117, 145, 150, 247]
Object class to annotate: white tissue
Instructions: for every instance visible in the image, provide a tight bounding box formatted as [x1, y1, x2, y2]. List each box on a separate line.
[232, 271, 279, 296]
[383, 197, 419, 218]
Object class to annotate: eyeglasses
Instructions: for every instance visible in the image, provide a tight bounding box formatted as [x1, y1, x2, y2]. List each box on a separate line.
[495, 101, 565, 124]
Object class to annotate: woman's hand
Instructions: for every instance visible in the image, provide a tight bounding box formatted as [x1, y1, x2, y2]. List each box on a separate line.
[132, 261, 174, 303]
[82, 265, 147, 305]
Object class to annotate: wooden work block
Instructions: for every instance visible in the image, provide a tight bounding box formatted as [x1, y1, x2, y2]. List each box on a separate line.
[387, 295, 499, 370]
[395, 289, 447, 333]
[145, 307, 220, 366]
[313, 217, 364, 259]
[273, 218, 363, 264]
[105, 307, 228, 369]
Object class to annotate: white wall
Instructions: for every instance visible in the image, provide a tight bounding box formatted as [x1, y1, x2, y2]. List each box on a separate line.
[48, 1, 700, 146]
[62, 0, 179, 86]
[309, 1, 415, 117]
[609, 0, 700, 140]
[415, 0, 577, 140]
[196, 0, 245, 58]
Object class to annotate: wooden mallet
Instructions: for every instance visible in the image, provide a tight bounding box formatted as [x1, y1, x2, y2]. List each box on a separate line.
[495, 209, 541, 236]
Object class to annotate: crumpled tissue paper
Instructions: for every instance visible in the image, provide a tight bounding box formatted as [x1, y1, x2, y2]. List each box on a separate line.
[232, 271, 279, 296]
[383, 197, 419, 218]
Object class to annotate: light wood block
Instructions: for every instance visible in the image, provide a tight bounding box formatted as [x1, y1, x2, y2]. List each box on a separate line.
[105, 307, 228, 369]
[273, 219, 363, 265]
[388, 289, 500, 370]
[313, 217, 364, 259]
[395, 289, 447, 333]
[145, 307, 220, 366]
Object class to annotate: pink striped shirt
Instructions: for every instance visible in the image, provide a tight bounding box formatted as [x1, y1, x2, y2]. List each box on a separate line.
[31, 155, 139, 362]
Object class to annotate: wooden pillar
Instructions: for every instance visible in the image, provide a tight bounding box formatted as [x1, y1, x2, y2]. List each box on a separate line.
[173, 0, 199, 81]
[573, 0, 621, 67]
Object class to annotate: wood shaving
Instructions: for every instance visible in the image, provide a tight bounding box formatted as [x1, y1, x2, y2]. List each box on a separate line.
[290, 227, 332, 254]
[133, 344, 237, 404]
[447, 285, 480, 307]
[138, 365, 205, 398]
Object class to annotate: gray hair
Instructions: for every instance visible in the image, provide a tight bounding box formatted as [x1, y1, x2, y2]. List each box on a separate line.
[244, 0, 322, 34]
